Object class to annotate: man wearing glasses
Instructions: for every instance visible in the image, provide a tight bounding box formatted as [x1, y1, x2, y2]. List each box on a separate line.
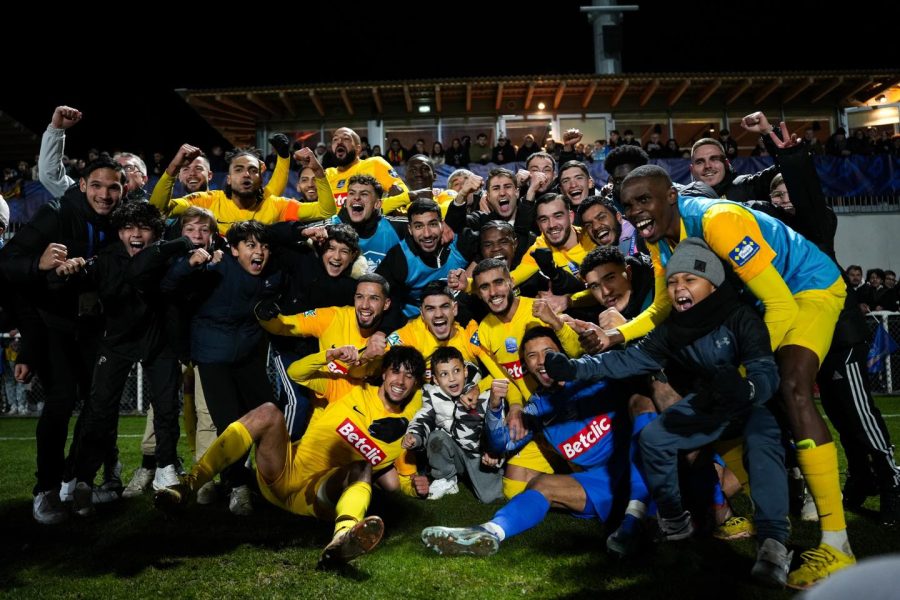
[689, 137, 777, 202]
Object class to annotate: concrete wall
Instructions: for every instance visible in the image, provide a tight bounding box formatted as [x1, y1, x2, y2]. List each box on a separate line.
[834, 213, 900, 272]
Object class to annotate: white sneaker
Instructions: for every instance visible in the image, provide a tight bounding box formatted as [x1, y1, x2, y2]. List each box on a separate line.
[33, 490, 68, 525]
[428, 477, 459, 500]
[59, 479, 77, 503]
[196, 481, 218, 505]
[122, 467, 156, 498]
[73, 482, 94, 517]
[152, 464, 181, 491]
[229, 485, 253, 516]
[801, 488, 819, 522]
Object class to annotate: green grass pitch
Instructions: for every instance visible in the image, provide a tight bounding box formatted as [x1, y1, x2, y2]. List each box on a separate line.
[1, 398, 899, 599]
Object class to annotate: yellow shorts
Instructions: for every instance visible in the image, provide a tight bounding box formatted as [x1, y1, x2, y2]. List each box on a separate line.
[256, 440, 338, 519]
[507, 440, 557, 474]
[780, 277, 846, 364]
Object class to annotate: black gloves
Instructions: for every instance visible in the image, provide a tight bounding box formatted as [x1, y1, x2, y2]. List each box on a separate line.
[368, 417, 409, 443]
[531, 248, 559, 280]
[253, 296, 282, 321]
[693, 365, 754, 413]
[269, 133, 291, 159]
[543, 351, 576, 382]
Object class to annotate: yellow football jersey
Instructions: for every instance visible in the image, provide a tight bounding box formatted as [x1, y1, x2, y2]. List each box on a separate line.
[326, 156, 410, 214]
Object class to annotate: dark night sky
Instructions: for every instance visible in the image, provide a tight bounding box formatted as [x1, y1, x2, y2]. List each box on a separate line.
[3, 1, 895, 161]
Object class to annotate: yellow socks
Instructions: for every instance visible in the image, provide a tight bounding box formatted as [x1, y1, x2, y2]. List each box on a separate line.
[192, 421, 254, 488]
[796, 441, 847, 532]
[334, 481, 372, 536]
[717, 439, 750, 495]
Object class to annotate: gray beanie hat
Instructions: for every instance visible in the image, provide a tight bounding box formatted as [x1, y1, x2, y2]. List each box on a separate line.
[0, 195, 9, 229]
[666, 237, 725, 287]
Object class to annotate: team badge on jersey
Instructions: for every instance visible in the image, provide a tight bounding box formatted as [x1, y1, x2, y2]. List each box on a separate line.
[388, 169, 398, 178]
[729, 236, 760, 266]
[567, 261, 579, 275]
[387, 332, 402, 346]
[504, 337, 518, 353]
[336, 179, 347, 189]
[470, 331, 480, 346]
[303, 309, 317, 317]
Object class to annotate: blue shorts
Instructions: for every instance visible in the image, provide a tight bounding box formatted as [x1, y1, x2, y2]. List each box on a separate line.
[571, 465, 615, 521]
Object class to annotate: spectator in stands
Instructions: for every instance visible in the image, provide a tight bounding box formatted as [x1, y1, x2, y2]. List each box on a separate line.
[413, 139, 428, 158]
[662, 138, 681, 158]
[516, 134, 541, 162]
[803, 127, 826, 155]
[359, 137, 373, 159]
[621, 130, 640, 147]
[590, 139, 609, 162]
[371, 145, 383, 158]
[750, 138, 770, 157]
[492, 134, 515, 164]
[874, 131, 892, 154]
[719, 129, 739, 160]
[431, 142, 445, 166]
[150, 152, 166, 177]
[445, 138, 467, 167]
[846, 265, 864, 291]
[208, 145, 228, 173]
[17, 161, 32, 182]
[827, 128, 851, 157]
[847, 129, 871, 156]
[544, 138, 561, 161]
[885, 270, 896, 289]
[31, 155, 40, 182]
[608, 129, 621, 148]
[859, 268, 896, 311]
[471, 133, 492, 165]
[385, 139, 408, 166]
[644, 127, 664, 158]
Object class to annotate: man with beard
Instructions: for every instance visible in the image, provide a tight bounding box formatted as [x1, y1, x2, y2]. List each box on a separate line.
[591, 165, 855, 588]
[153, 147, 332, 234]
[690, 137, 776, 202]
[444, 168, 534, 262]
[154, 345, 429, 569]
[376, 199, 469, 317]
[404, 154, 458, 214]
[324, 127, 410, 214]
[385, 281, 508, 384]
[258, 274, 393, 420]
[0, 156, 124, 524]
[509, 194, 595, 296]
[577, 195, 647, 261]
[471, 258, 583, 498]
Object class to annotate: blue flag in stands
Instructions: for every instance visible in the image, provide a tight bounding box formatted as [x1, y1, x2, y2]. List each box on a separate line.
[868, 324, 899, 374]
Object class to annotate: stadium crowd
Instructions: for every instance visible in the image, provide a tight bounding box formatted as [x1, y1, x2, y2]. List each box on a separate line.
[0, 104, 897, 590]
